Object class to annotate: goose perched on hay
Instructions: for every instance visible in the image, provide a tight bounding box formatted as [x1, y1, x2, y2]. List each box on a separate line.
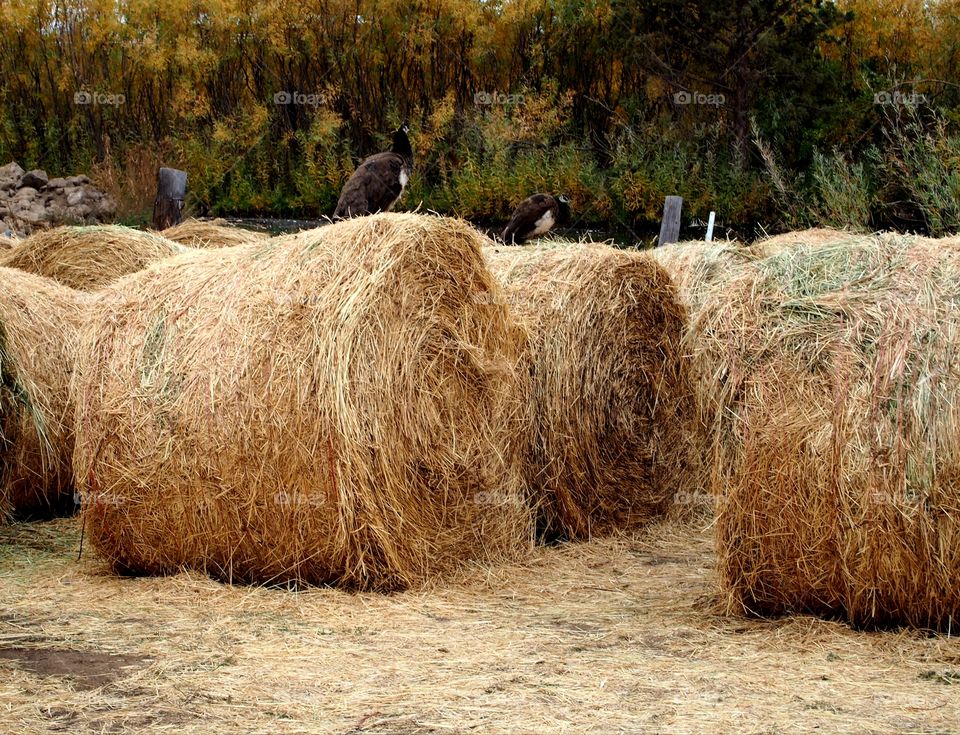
[502, 194, 571, 244]
[334, 123, 413, 219]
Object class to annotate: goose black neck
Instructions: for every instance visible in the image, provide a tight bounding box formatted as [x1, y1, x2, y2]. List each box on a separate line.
[392, 128, 413, 161]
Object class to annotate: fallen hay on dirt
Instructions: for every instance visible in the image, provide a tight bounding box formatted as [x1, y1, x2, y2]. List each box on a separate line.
[486, 242, 698, 538]
[160, 218, 269, 248]
[0, 225, 187, 290]
[74, 213, 532, 589]
[0, 268, 89, 519]
[4, 514, 960, 733]
[695, 233, 960, 629]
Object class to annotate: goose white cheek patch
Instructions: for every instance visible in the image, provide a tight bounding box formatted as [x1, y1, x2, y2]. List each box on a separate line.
[531, 211, 555, 236]
[399, 169, 409, 189]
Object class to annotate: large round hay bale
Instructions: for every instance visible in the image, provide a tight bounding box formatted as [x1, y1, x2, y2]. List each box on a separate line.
[74, 213, 532, 589]
[485, 242, 697, 539]
[697, 234, 960, 629]
[0, 225, 187, 290]
[0, 268, 88, 519]
[161, 218, 269, 248]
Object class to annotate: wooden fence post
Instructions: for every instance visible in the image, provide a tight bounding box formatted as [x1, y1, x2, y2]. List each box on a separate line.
[152, 167, 187, 230]
[657, 195, 682, 246]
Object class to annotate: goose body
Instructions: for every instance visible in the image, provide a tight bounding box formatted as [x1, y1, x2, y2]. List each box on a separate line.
[502, 193, 570, 244]
[334, 124, 413, 219]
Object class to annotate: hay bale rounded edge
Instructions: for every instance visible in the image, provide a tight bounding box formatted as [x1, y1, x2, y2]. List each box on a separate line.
[74, 213, 533, 590]
[754, 227, 858, 257]
[486, 243, 698, 539]
[160, 218, 269, 249]
[0, 267, 89, 519]
[696, 234, 960, 629]
[0, 225, 188, 290]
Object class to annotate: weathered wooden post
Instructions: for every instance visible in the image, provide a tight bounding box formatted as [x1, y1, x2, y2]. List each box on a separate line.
[706, 211, 716, 242]
[657, 195, 682, 246]
[152, 167, 187, 230]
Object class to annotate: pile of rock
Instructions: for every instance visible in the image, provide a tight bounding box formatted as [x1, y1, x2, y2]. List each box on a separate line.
[0, 162, 116, 235]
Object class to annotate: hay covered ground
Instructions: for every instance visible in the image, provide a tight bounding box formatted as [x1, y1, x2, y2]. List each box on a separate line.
[2, 516, 960, 734]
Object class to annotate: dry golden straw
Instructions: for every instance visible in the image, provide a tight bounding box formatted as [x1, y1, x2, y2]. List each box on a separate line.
[74, 213, 532, 590]
[0, 235, 17, 251]
[646, 239, 765, 513]
[648, 239, 760, 314]
[486, 242, 697, 539]
[754, 227, 857, 257]
[694, 233, 960, 629]
[0, 225, 187, 290]
[160, 218, 269, 248]
[0, 267, 89, 519]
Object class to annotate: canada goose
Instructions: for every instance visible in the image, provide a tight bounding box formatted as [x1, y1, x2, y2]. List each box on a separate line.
[334, 123, 413, 219]
[501, 193, 571, 244]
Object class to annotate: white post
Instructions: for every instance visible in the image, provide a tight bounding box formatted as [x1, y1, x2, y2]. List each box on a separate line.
[705, 211, 716, 242]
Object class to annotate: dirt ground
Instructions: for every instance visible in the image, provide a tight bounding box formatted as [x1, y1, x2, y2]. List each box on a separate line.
[1, 517, 959, 735]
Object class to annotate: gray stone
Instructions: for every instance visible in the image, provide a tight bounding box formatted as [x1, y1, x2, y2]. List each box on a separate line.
[19, 169, 48, 189]
[96, 196, 116, 217]
[66, 189, 85, 206]
[66, 175, 90, 186]
[0, 162, 24, 184]
[13, 187, 37, 200]
[46, 177, 68, 189]
[17, 206, 46, 224]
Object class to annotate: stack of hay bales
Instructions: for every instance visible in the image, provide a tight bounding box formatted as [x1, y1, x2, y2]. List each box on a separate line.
[0, 268, 89, 519]
[73, 213, 532, 590]
[161, 218, 269, 248]
[0, 225, 187, 290]
[696, 234, 960, 629]
[486, 242, 698, 538]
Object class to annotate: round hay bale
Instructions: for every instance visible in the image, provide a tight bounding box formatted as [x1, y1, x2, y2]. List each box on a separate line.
[646, 240, 762, 515]
[74, 213, 532, 589]
[161, 218, 269, 248]
[754, 227, 858, 257]
[0, 225, 188, 291]
[0, 267, 89, 519]
[485, 243, 698, 539]
[697, 234, 960, 629]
